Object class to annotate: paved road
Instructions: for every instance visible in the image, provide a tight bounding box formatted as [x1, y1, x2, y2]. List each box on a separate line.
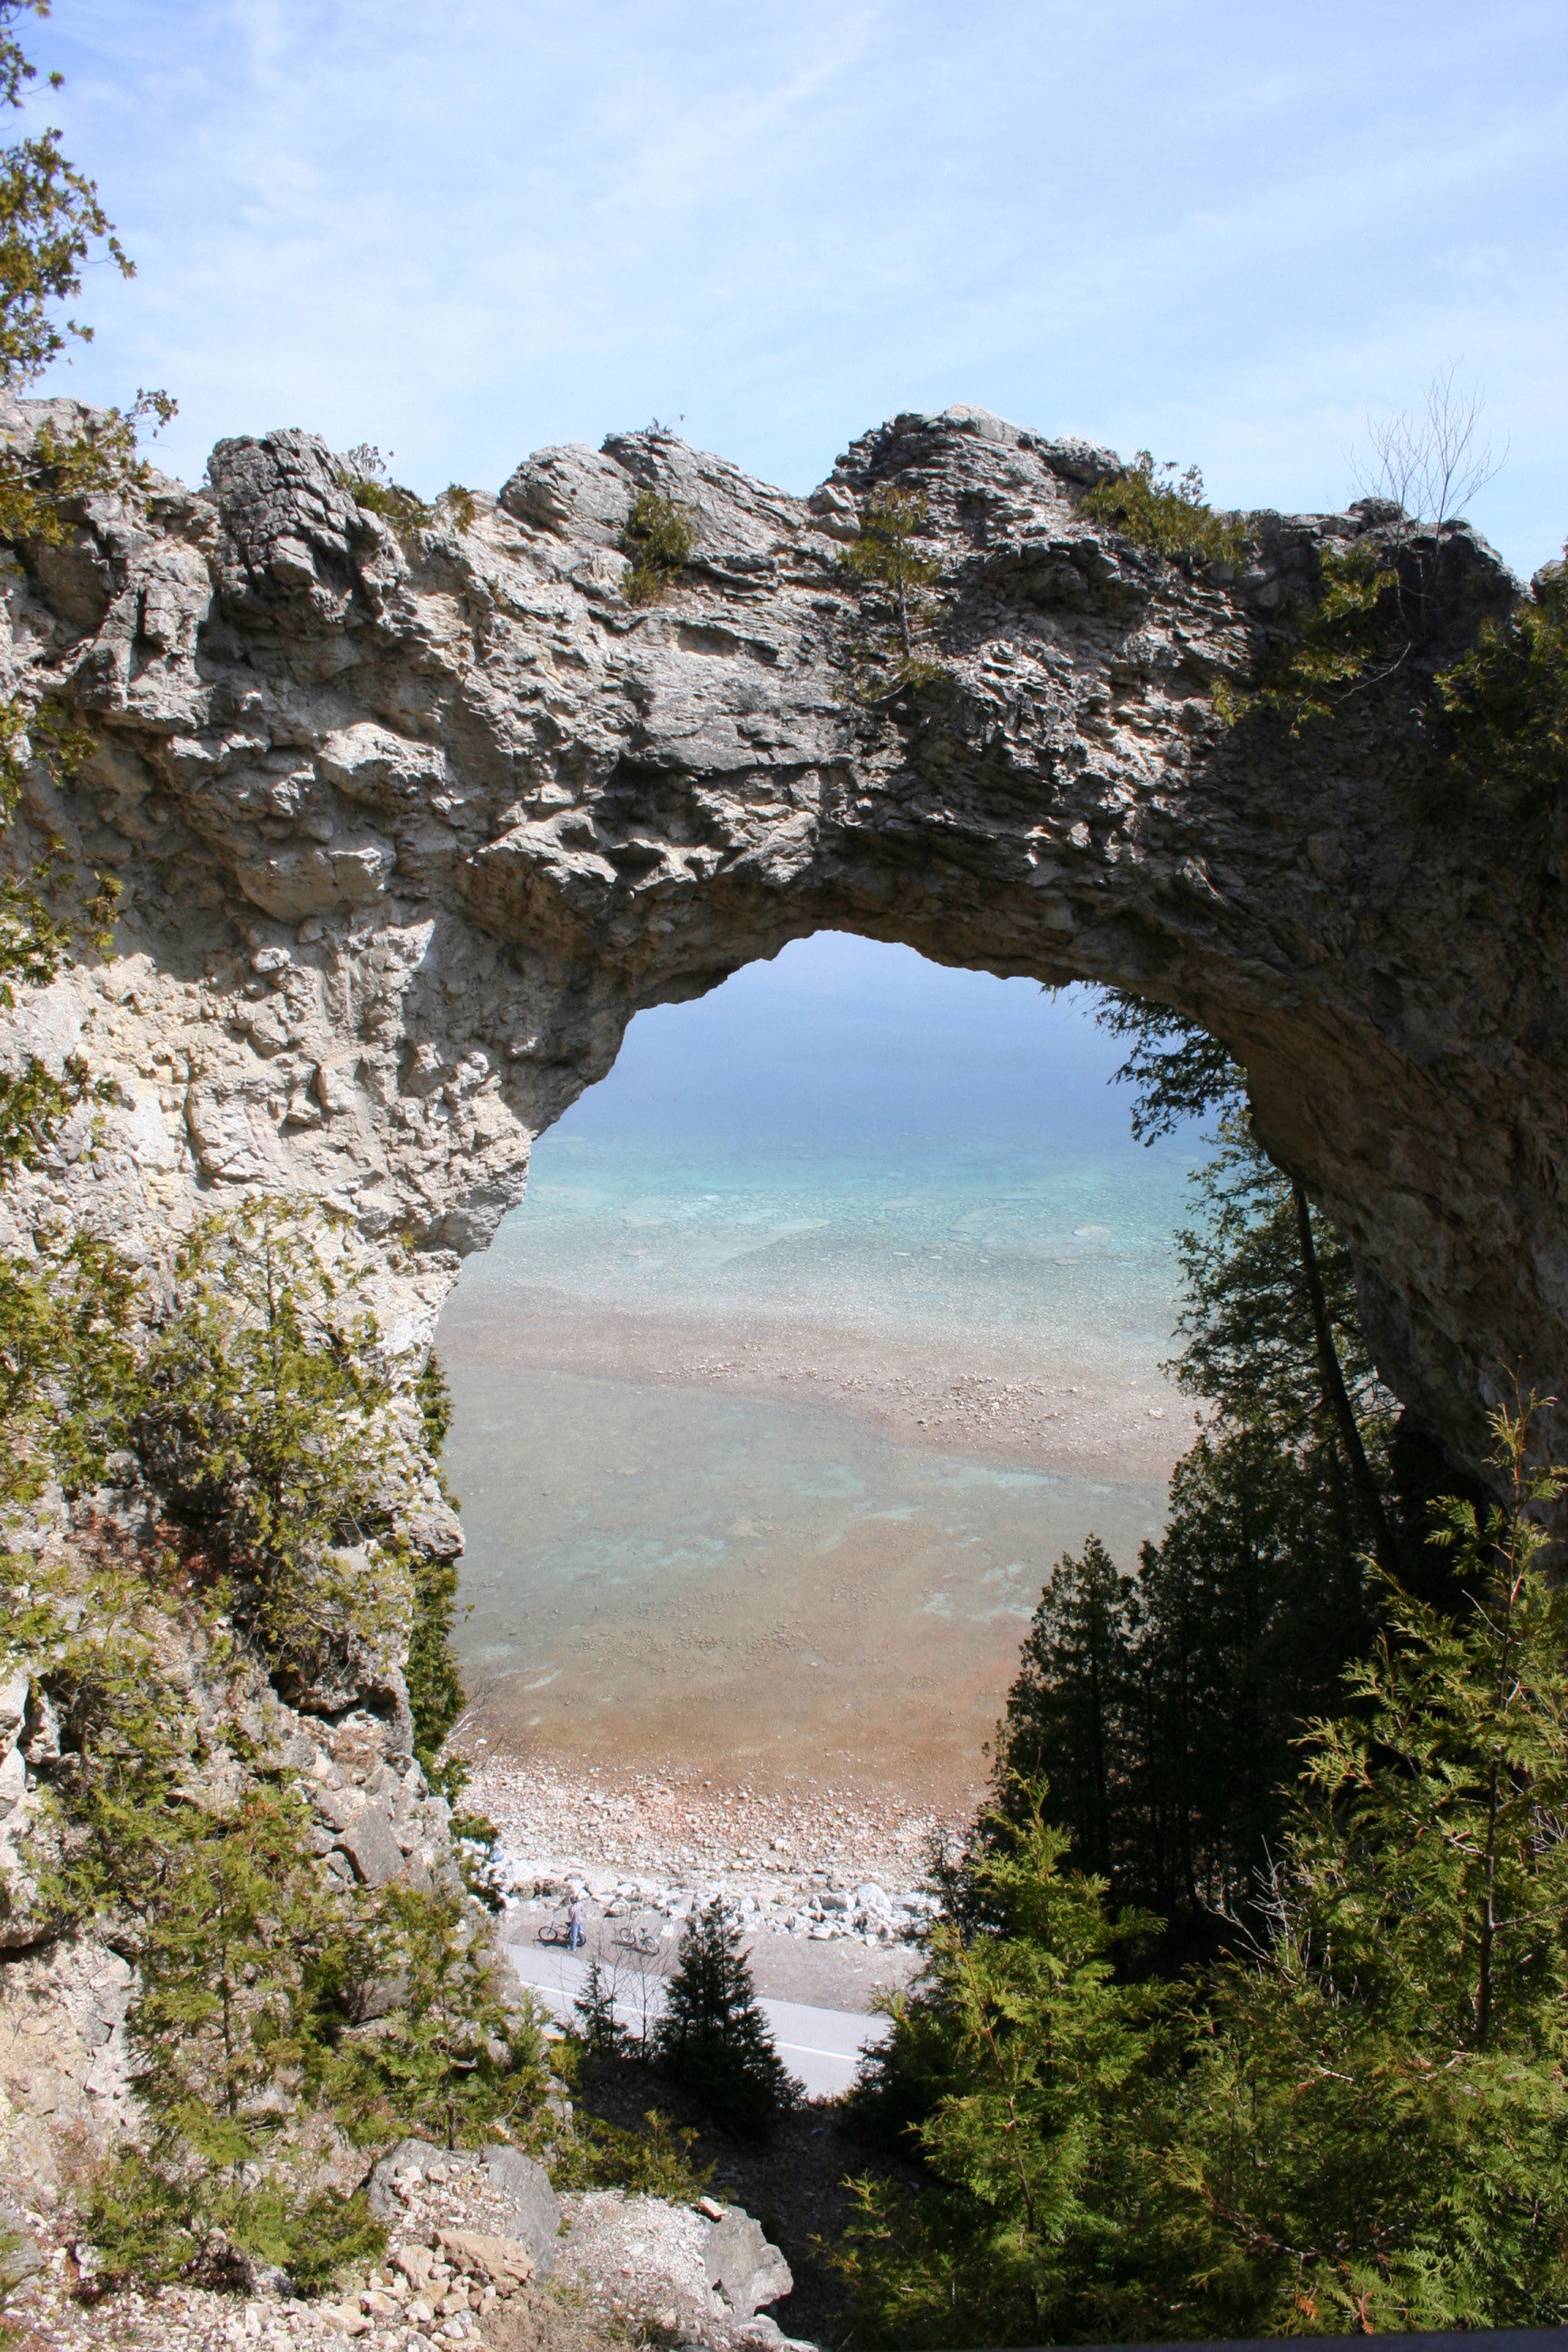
[507, 1942, 890, 2100]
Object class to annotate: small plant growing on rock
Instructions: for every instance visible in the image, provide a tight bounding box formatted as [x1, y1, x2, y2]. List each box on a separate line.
[1084, 450, 1245, 566]
[335, 443, 430, 534]
[542, 2105, 713, 2200]
[841, 484, 947, 696]
[1212, 540, 1401, 735]
[620, 488, 696, 604]
[438, 482, 477, 532]
[655, 1898, 798, 2138]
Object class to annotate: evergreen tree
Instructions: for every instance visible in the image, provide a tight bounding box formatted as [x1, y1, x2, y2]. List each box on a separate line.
[654, 1898, 797, 2138]
[990, 1537, 1140, 1886]
[993, 1116, 1384, 1930]
[837, 1792, 1176, 2348]
[573, 1956, 629, 2059]
[841, 1399, 1568, 2345]
[841, 484, 945, 692]
[1163, 1394, 1568, 2334]
[334, 1884, 546, 2152]
[136, 1196, 420, 1696]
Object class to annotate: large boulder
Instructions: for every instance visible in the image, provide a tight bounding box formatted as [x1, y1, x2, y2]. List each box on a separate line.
[706, 2207, 794, 2318]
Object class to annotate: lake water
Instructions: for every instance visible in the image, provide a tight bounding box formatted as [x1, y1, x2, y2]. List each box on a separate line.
[437, 935, 1202, 1806]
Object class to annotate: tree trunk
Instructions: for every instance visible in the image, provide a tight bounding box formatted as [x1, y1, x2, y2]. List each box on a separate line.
[1292, 1177, 1402, 1581]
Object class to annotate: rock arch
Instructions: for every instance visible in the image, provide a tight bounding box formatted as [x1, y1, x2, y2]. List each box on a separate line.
[1, 396, 1555, 1492]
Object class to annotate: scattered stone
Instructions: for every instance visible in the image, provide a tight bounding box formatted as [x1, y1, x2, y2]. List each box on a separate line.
[437, 2225, 535, 2289]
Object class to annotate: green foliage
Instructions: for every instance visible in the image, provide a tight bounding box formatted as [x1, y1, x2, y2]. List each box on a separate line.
[0, 1225, 141, 1523]
[334, 1883, 547, 2150]
[1093, 989, 1244, 1143]
[654, 1898, 797, 2138]
[136, 1196, 413, 1692]
[1082, 451, 1245, 566]
[405, 1349, 470, 1795]
[1162, 1398, 1568, 2335]
[438, 483, 477, 532]
[543, 2106, 713, 2201]
[0, 5, 173, 1184]
[1431, 548, 1568, 819]
[573, 1956, 629, 2059]
[836, 1791, 1175, 2348]
[990, 1537, 1140, 1891]
[1213, 539, 1401, 733]
[46, 1752, 386, 2292]
[87, 2142, 382, 2296]
[450, 1808, 505, 1911]
[335, 443, 429, 534]
[122, 1795, 340, 2151]
[1169, 1111, 1384, 1442]
[991, 1114, 1386, 1925]
[406, 1553, 465, 1770]
[620, 488, 695, 604]
[840, 483, 946, 694]
[0, 0, 131, 388]
[838, 1403, 1568, 2344]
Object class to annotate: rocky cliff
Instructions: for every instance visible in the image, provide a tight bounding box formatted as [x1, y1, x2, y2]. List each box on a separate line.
[0, 395, 1553, 1489]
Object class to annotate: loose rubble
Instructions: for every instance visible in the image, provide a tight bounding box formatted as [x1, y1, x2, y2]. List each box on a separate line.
[464, 1754, 952, 1953]
[0, 2138, 810, 2351]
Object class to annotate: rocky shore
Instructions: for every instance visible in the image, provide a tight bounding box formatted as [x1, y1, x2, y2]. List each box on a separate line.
[462, 1751, 958, 1951]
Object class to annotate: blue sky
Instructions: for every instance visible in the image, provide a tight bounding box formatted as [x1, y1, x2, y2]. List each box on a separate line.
[24, 0, 1568, 576]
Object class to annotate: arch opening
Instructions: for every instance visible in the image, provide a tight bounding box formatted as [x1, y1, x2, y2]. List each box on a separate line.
[436, 932, 1202, 1831]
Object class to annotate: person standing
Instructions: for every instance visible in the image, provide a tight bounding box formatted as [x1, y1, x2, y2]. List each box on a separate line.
[568, 1890, 585, 1951]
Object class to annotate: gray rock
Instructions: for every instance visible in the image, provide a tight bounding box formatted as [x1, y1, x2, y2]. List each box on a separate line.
[0, 2192, 44, 2279]
[337, 1802, 405, 1888]
[365, 2138, 476, 2222]
[705, 2209, 793, 2317]
[484, 2144, 560, 2278]
[313, 1783, 363, 1835]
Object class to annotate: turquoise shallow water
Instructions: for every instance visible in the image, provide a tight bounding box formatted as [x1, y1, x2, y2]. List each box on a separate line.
[454, 935, 1198, 1354]
[438, 937, 1203, 1794]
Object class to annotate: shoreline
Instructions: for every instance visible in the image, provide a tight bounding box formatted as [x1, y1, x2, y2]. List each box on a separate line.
[440, 1278, 1193, 1840]
[438, 1283, 1194, 1486]
[457, 1748, 973, 1958]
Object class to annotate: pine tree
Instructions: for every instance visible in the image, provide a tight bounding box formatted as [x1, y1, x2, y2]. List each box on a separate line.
[573, 1956, 629, 2059]
[135, 1196, 421, 1695]
[841, 485, 945, 692]
[1165, 1393, 1568, 2334]
[654, 1899, 797, 2138]
[75, 1784, 385, 2290]
[335, 1884, 546, 2151]
[837, 1792, 1175, 2348]
[993, 1114, 1384, 1932]
[991, 1537, 1139, 1884]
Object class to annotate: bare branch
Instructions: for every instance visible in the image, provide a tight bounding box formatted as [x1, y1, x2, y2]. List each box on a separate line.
[1350, 362, 1507, 533]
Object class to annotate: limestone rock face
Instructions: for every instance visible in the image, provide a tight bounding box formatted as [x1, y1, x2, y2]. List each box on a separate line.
[0, 396, 1555, 1488]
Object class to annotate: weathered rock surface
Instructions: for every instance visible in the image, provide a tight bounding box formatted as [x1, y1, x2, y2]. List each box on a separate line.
[367, 2140, 560, 2278]
[0, 393, 1556, 1488]
[706, 2208, 794, 2318]
[557, 2190, 794, 2335]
